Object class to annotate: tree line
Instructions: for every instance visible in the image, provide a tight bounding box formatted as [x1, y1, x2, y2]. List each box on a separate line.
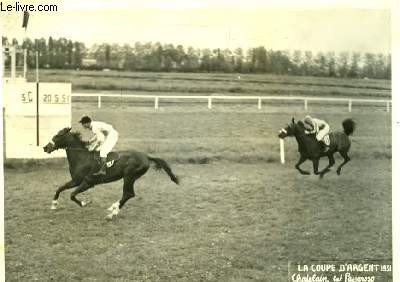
[2, 36, 391, 79]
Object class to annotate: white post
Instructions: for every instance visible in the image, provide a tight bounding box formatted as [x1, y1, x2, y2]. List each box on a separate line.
[98, 95, 101, 108]
[304, 99, 308, 111]
[280, 139, 285, 164]
[386, 101, 390, 113]
[208, 97, 212, 109]
[258, 98, 262, 110]
[348, 99, 352, 112]
[155, 97, 159, 109]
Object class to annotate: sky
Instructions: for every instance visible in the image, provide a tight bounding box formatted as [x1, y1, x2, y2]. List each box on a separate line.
[0, 0, 392, 53]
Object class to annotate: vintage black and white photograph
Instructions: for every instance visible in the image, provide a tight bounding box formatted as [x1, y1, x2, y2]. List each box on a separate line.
[0, 0, 394, 281]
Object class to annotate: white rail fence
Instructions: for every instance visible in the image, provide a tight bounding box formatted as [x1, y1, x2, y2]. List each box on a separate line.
[71, 93, 391, 113]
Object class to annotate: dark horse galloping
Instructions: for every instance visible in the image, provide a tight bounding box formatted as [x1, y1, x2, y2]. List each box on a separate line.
[278, 118, 356, 178]
[43, 127, 179, 219]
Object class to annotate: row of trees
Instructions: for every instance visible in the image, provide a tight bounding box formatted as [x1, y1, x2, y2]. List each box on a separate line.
[3, 37, 85, 69]
[2, 36, 391, 79]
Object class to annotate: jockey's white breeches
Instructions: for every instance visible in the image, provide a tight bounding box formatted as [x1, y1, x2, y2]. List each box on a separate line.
[97, 130, 118, 158]
[316, 124, 330, 142]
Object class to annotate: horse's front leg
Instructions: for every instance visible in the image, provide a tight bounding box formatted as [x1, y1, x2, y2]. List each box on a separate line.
[312, 158, 330, 179]
[70, 181, 93, 207]
[295, 155, 310, 175]
[51, 180, 79, 210]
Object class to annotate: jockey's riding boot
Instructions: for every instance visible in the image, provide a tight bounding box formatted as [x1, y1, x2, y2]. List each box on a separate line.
[94, 157, 107, 176]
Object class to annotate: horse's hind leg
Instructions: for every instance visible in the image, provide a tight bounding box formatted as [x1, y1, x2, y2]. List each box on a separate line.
[337, 151, 350, 175]
[106, 176, 135, 220]
[106, 167, 148, 220]
[51, 180, 78, 210]
[327, 154, 335, 168]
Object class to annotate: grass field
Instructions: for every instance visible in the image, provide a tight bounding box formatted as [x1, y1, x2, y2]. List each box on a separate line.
[5, 72, 391, 281]
[30, 70, 391, 99]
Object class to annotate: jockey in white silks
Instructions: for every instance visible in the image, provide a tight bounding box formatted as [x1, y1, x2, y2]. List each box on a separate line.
[303, 115, 330, 152]
[79, 115, 119, 175]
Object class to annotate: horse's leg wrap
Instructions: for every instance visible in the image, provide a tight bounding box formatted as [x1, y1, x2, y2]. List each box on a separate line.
[51, 200, 58, 210]
[107, 201, 120, 211]
[106, 201, 120, 220]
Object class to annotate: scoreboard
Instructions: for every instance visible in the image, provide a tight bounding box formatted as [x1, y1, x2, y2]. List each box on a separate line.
[3, 80, 72, 158]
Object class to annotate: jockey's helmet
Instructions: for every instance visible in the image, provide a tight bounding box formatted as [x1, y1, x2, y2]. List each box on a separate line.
[304, 115, 315, 131]
[79, 115, 92, 124]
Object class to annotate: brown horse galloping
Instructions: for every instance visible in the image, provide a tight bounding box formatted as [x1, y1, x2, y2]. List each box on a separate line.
[278, 118, 356, 178]
[43, 127, 179, 219]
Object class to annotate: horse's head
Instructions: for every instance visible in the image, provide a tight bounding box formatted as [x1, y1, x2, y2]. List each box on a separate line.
[43, 127, 74, 153]
[278, 117, 304, 138]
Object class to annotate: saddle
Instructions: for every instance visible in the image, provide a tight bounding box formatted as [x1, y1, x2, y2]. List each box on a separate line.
[105, 152, 120, 168]
[93, 152, 120, 168]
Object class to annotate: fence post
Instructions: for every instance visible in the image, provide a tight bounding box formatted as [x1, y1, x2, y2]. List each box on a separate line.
[304, 99, 308, 111]
[208, 97, 212, 109]
[348, 99, 352, 112]
[98, 95, 101, 108]
[258, 98, 262, 110]
[154, 97, 159, 109]
[386, 101, 390, 113]
[280, 139, 285, 164]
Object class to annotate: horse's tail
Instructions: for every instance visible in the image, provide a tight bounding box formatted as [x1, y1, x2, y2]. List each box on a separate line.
[342, 118, 356, 136]
[149, 157, 180, 185]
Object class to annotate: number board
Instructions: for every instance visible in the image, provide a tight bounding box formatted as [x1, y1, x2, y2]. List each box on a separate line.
[3, 81, 72, 158]
[3, 82, 37, 116]
[42, 93, 70, 104]
[3, 82, 72, 116]
[39, 83, 71, 116]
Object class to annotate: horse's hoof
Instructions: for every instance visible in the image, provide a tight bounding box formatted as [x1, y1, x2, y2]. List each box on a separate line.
[336, 170, 341, 175]
[81, 200, 91, 207]
[50, 201, 58, 210]
[299, 171, 310, 175]
[107, 202, 119, 211]
[105, 214, 114, 220]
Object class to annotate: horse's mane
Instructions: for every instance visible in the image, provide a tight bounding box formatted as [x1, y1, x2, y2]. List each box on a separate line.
[70, 131, 88, 148]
